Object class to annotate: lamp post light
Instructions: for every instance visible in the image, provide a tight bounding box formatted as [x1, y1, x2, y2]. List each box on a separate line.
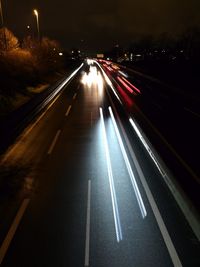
[33, 9, 40, 42]
[0, 0, 7, 50]
[0, 0, 4, 27]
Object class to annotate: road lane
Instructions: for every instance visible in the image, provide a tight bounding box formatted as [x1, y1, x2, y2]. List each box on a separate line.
[98, 60, 200, 179]
[98, 60, 200, 226]
[47, 130, 62, 155]
[0, 63, 199, 266]
[0, 199, 30, 265]
[84, 179, 91, 267]
[100, 107, 123, 242]
[90, 106, 176, 267]
[108, 106, 147, 218]
[65, 105, 72, 117]
[0, 71, 82, 251]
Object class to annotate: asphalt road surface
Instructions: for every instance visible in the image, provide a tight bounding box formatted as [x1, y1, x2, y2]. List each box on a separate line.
[0, 62, 199, 266]
[98, 60, 200, 210]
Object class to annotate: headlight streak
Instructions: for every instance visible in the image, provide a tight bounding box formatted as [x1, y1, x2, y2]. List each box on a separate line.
[100, 107, 123, 242]
[95, 61, 122, 104]
[118, 70, 129, 78]
[81, 66, 104, 94]
[97, 71, 104, 94]
[86, 59, 94, 65]
[129, 118, 165, 177]
[42, 63, 84, 109]
[109, 107, 147, 218]
[114, 113, 183, 267]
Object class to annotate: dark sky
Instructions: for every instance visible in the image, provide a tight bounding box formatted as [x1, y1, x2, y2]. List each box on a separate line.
[3, 0, 200, 52]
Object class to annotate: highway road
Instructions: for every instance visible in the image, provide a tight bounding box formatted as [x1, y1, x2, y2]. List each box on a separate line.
[0, 62, 199, 266]
[98, 60, 200, 210]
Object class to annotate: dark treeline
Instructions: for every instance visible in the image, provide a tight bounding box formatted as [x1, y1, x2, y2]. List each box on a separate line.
[105, 27, 200, 63]
[105, 28, 200, 92]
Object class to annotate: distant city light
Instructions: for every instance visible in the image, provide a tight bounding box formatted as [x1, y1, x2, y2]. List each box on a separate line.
[59, 52, 63, 56]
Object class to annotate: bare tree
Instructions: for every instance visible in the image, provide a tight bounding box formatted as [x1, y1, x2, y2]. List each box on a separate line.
[22, 36, 38, 51]
[0, 27, 19, 52]
[35, 37, 62, 72]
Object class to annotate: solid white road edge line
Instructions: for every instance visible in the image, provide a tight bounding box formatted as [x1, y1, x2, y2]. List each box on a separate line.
[129, 117, 200, 241]
[129, 118, 165, 177]
[47, 130, 61, 155]
[1, 64, 83, 165]
[85, 180, 91, 267]
[117, 113, 183, 267]
[109, 106, 147, 218]
[0, 198, 30, 265]
[103, 72, 200, 241]
[100, 107, 123, 242]
[41, 63, 83, 109]
[65, 105, 72, 116]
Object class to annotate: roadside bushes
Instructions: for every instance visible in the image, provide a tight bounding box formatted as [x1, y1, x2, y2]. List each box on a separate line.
[0, 27, 64, 99]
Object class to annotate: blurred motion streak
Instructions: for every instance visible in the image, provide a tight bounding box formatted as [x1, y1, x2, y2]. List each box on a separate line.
[121, 77, 141, 94]
[118, 70, 129, 78]
[116, 85, 133, 108]
[81, 66, 104, 93]
[129, 118, 164, 176]
[109, 107, 147, 218]
[95, 61, 122, 104]
[117, 76, 135, 94]
[100, 107, 123, 242]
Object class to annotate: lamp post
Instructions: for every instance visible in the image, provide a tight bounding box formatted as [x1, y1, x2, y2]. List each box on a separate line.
[0, 0, 7, 50]
[0, 0, 4, 26]
[33, 9, 40, 42]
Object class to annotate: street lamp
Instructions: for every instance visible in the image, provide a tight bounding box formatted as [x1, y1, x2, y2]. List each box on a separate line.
[0, 0, 7, 50]
[0, 0, 4, 27]
[33, 9, 40, 42]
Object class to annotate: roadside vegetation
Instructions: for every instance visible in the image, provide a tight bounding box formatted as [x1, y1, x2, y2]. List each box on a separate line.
[0, 27, 65, 116]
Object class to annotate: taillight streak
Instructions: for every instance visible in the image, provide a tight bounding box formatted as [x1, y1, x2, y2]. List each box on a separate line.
[117, 76, 135, 95]
[121, 76, 141, 94]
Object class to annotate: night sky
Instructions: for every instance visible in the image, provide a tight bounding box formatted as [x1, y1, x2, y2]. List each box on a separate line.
[3, 0, 200, 52]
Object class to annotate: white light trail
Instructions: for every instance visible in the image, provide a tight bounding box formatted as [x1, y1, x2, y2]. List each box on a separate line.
[81, 66, 104, 93]
[120, 117, 183, 267]
[109, 107, 147, 218]
[84, 180, 91, 267]
[129, 118, 165, 177]
[118, 70, 129, 78]
[100, 107, 123, 242]
[42, 63, 83, 109]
